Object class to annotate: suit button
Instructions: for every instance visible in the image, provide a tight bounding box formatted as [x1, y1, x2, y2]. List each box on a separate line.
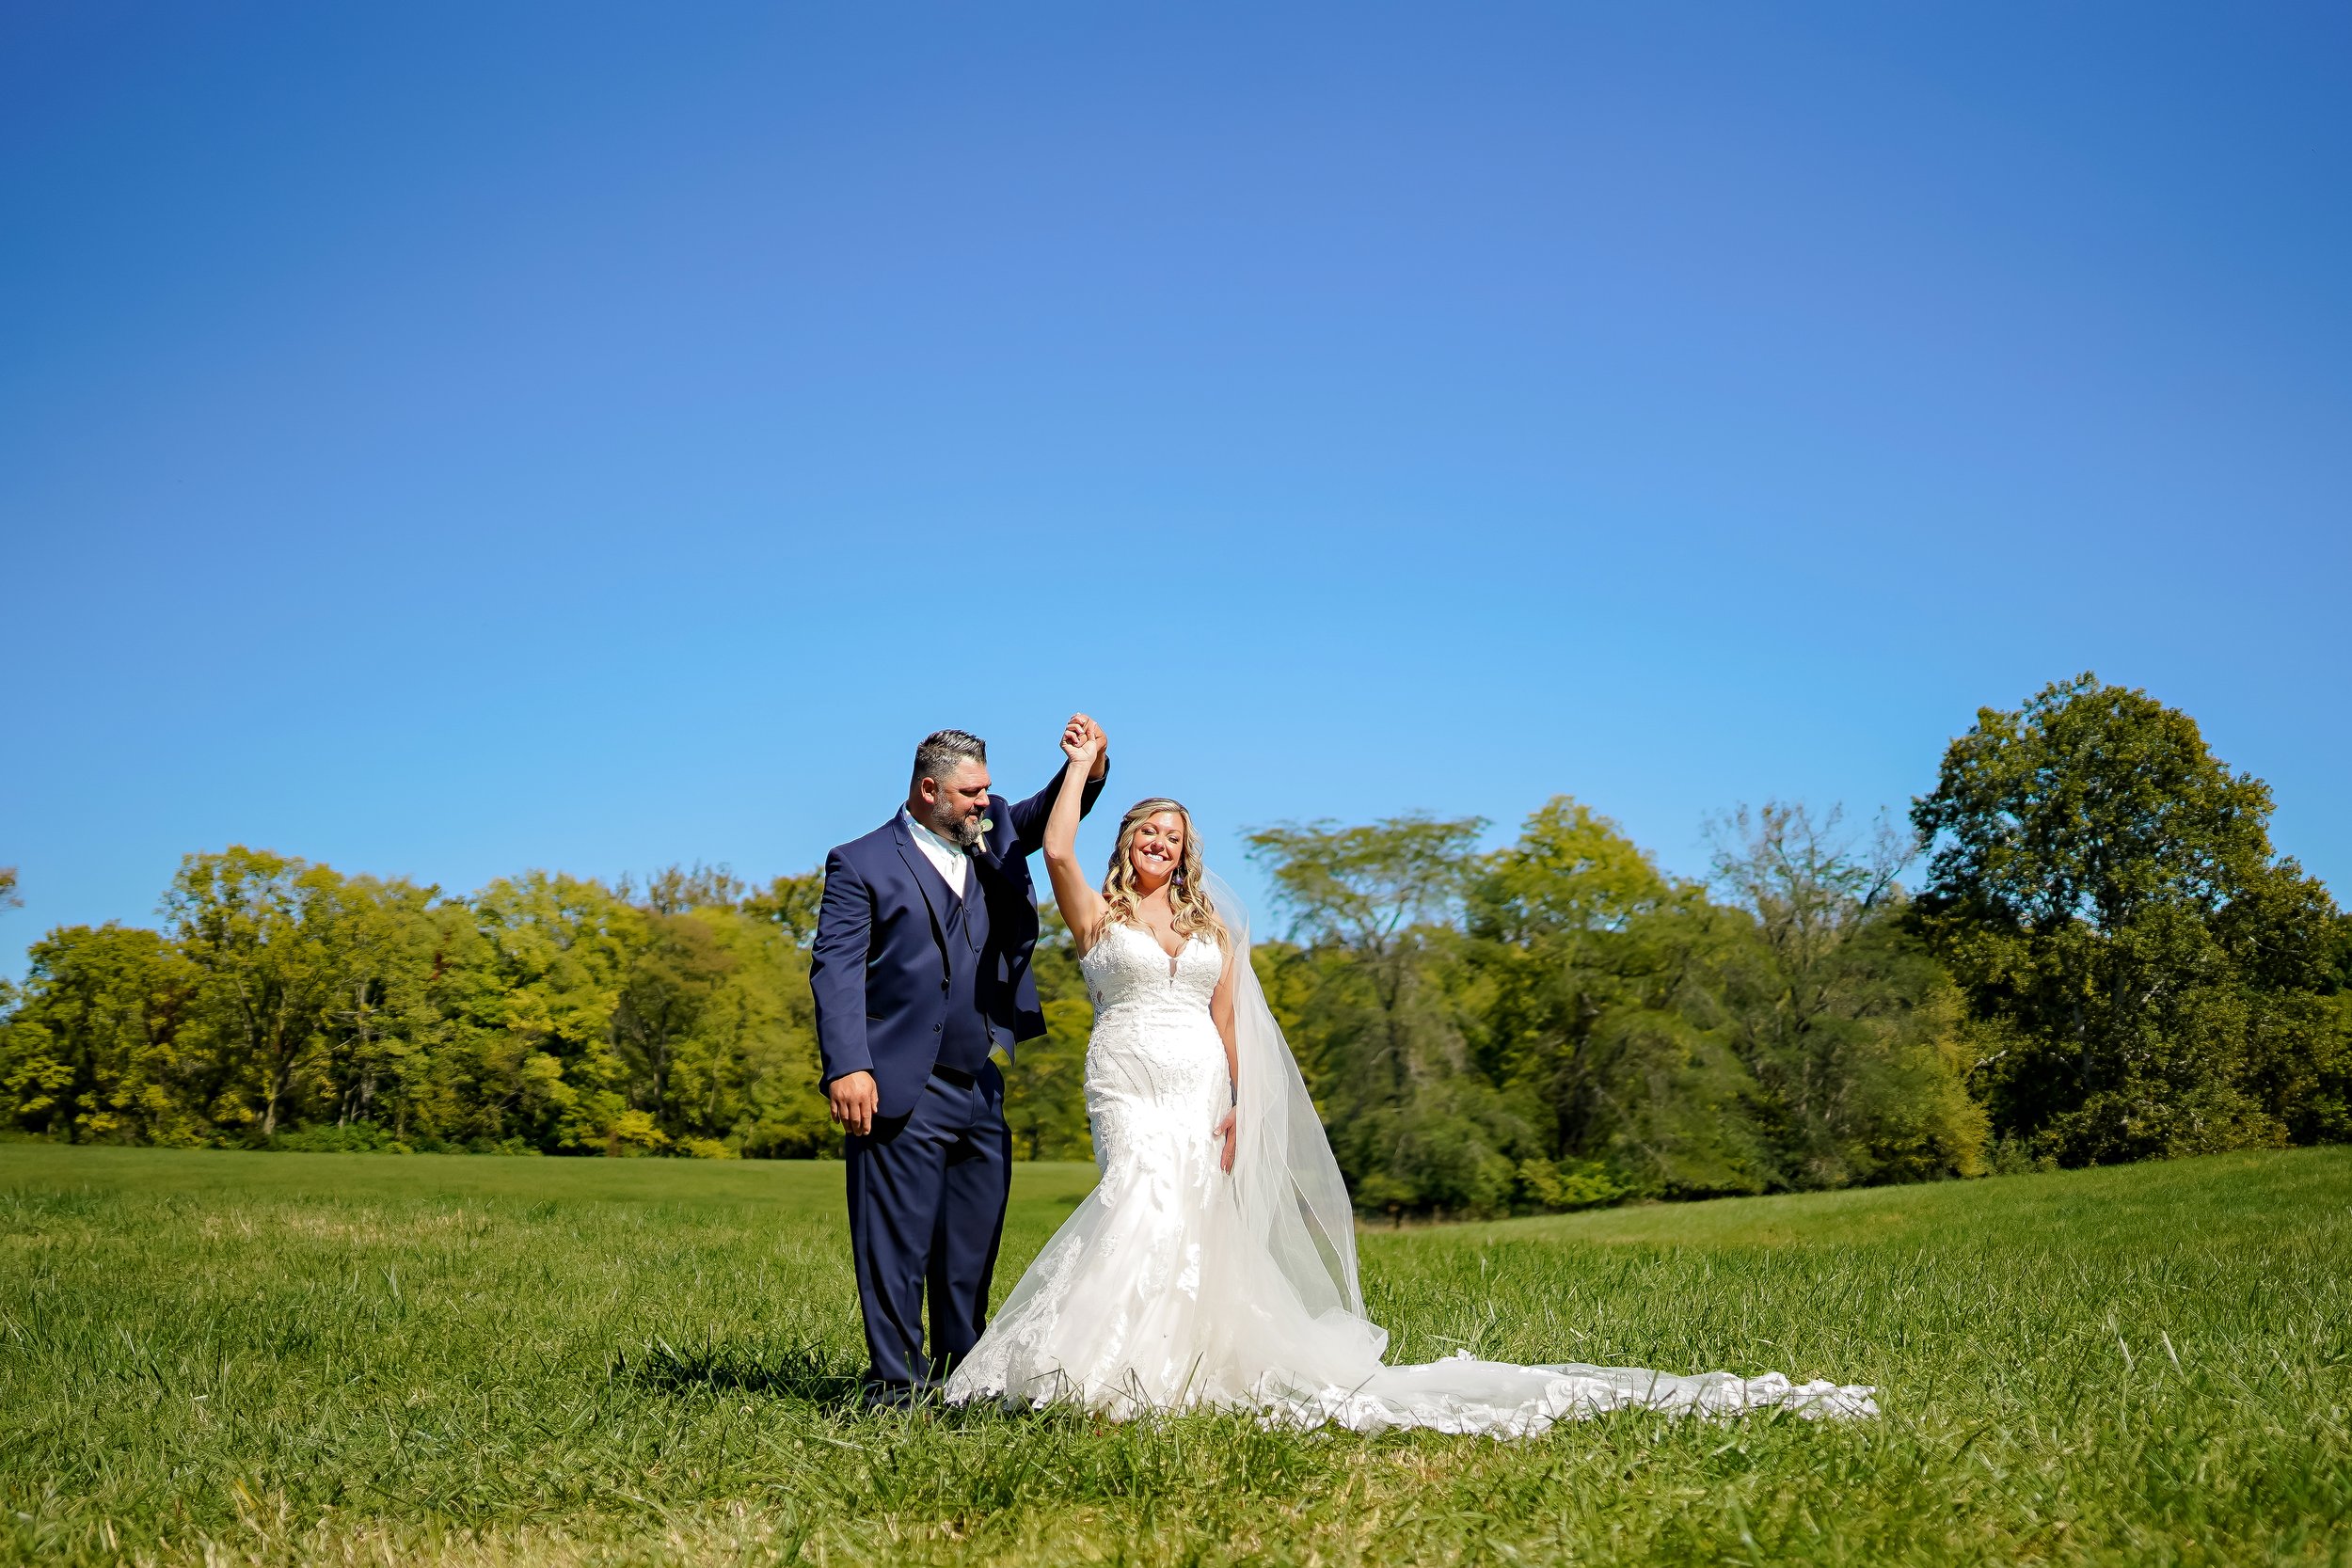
[932, 1022, 942, 1033]
[940, 980, 949, 993]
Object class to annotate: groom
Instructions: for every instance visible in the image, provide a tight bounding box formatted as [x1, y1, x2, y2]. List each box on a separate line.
[811, 718, 1109, 1407]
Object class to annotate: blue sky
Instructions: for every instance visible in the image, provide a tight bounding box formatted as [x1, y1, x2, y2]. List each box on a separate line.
[5, 3, 2347, 974]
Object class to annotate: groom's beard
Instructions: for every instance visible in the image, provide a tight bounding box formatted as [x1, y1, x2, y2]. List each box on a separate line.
[921, 803, 985, 848]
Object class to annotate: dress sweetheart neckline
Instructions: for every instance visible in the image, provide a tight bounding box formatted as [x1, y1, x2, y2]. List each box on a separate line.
[1093, 919, 1206, 967]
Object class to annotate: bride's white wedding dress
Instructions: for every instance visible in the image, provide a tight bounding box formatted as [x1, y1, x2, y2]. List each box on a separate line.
[944, 896, 1877, 1435]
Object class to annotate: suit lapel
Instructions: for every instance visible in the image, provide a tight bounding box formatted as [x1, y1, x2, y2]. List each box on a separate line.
[891, 818, 953, 971]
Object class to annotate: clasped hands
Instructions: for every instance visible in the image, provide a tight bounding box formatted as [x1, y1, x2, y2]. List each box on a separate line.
[1060, 712, 1109, 778]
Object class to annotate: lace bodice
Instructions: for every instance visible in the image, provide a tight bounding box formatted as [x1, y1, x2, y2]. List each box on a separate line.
[1079, 920, 1222, 1022]
[1074, 919, 1229, 1196]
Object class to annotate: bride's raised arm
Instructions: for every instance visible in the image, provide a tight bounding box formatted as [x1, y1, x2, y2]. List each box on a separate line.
[1043, 723, 1107, 954]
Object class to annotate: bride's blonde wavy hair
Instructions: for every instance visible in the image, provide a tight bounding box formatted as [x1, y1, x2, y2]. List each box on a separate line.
[1098, 798, 1226, 947]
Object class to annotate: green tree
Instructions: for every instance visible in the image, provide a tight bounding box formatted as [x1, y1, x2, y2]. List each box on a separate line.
[1247, 813, 1486, 1099]
[306, 874, 445, 1134]
[164, 848, 356, 1140]
[607, 899, 833, 1156]
[625, 863, 747, 914]
[612, 910, 733, 1140]
[1248, 814, 1541, 1217]
[0, 867, 20, 1084]
[745, 872, 826, 946]
[1467, 798, 1762, 1200]
[691, 907, 832, 1157]
[463, 872, 642, 1152]
[0, 924, 201, 1144]
[1913, 673, 2342, 1163]
[1707, 802, 1987, 1186]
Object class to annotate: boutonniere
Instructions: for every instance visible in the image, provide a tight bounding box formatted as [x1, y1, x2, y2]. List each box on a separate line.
[977, 817, 994, 838]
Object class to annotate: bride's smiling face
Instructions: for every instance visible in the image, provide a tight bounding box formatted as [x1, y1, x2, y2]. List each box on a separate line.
[1128, 811, 1186, 888]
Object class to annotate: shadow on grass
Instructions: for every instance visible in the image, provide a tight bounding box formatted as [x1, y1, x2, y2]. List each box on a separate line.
[610, 1338, 1088, 1432]
[611, 1338, 866, 1408]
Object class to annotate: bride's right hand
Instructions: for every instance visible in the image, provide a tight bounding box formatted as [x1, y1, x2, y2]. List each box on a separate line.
[1061, 717, 1103, 766]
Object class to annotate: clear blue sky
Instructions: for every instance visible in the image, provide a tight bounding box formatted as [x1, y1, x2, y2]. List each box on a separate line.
[5, 3, 2347, 975]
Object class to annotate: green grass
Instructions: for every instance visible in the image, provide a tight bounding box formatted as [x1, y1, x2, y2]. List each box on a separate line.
[3, 1145, 2347, 1566]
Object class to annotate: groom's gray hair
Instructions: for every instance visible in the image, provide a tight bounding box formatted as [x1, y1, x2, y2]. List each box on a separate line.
[911, 728, 988, 789]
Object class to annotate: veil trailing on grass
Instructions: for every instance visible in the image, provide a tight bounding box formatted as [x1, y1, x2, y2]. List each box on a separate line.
[1200, 872, 1879, 1433]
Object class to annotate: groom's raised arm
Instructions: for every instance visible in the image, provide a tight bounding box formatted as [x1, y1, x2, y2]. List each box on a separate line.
[1007, 725, 1107, 856]
[808, 848, 874, 1088]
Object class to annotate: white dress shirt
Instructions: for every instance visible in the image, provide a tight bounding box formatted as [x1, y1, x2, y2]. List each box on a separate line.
[900, 807, 971, 896]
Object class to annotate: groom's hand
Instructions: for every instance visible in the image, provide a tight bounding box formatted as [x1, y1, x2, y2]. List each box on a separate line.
[828, 1071, 879, 1137]
[1070, 713, 1109, 781]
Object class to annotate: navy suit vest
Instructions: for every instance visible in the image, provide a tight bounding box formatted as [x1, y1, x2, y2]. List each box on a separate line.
[930, 857, 994, 1074]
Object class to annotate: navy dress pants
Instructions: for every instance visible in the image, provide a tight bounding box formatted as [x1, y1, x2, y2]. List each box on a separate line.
[845, 1064, 1013, 1403]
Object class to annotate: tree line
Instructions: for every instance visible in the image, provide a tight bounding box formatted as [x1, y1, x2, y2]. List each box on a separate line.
[4, 674, 2346, 1215]
[0, 856, 839, 1158]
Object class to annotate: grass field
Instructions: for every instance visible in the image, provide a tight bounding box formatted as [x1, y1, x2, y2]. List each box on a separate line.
[3, 1145, 2348, 1566]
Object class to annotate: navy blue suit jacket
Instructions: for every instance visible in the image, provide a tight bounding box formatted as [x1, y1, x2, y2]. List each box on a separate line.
[811, 759, 1107, 1118]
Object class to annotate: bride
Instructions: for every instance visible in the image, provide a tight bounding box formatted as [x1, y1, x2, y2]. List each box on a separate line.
[943, 729, 1877, 1433]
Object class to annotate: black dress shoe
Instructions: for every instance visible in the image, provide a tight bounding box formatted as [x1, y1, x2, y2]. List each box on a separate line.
[859, 1380, 924, 1413]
